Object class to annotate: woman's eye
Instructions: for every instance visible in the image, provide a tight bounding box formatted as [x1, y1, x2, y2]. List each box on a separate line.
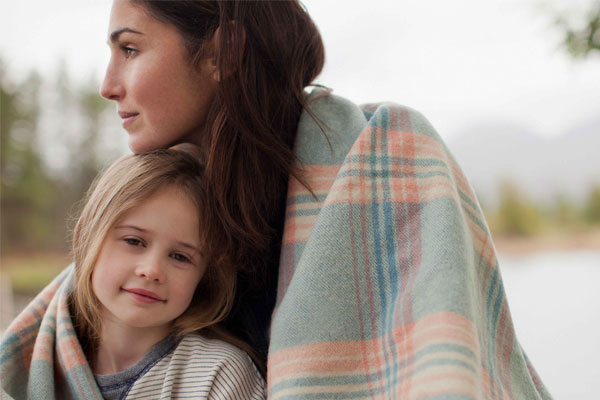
[120, 46, 137, 58]
[124, 237, 144, 247]
[170, 253, 191, 264]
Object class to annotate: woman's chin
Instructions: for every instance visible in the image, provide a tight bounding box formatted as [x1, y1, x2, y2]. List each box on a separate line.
[128, 142, 149, 155]
[169, 143, 204, 158]
[128, 136, 163, 154]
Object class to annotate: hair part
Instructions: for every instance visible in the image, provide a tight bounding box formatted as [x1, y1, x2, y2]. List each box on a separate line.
[70, 149, 238, 363]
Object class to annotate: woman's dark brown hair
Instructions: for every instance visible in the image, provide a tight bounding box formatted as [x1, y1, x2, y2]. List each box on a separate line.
[131, 0, 325, 367]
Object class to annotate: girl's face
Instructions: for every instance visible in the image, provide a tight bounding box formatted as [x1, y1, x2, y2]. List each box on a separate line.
[100, 0, 218, 153]
[92, 186, 205, 335]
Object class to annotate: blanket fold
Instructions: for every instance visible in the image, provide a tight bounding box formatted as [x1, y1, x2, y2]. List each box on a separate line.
[267, 88, 551, 399]
[1, 265, 103, 400]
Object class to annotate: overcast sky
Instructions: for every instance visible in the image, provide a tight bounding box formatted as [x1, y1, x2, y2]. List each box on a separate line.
[1, 0, 599, 140]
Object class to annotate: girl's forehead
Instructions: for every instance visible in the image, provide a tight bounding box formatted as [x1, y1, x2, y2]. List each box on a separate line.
[112, 187, 200, 234]
[109, 186, 193, 222]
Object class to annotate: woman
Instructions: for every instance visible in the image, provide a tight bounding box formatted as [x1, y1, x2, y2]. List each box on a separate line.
[100, 0, 551, 398]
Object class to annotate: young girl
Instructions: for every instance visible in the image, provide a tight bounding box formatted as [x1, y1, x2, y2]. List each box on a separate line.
[0, 149, 265, 400]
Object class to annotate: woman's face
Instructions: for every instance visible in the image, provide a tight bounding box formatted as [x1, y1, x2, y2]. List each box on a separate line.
[101, 0, 218, 153]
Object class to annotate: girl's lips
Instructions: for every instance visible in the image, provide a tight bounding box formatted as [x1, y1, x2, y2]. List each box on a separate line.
[122, 288, 165, 304]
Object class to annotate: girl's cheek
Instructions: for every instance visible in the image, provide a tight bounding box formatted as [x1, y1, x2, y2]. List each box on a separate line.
[172, 272, 201, 292]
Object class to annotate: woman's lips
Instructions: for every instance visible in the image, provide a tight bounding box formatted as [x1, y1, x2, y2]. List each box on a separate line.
[118, 111, 139, 129]
[122, 287, 165, 304]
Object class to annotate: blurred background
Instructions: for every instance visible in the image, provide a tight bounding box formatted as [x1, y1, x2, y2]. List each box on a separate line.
[1, 0, 599, 397]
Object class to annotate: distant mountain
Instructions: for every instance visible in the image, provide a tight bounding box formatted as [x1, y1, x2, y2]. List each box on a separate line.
[447, 116, 600, 206]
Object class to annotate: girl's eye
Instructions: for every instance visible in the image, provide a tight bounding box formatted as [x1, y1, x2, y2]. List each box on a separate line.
[170, 253, 191, 264]
[120, 46, 137, 59]
[124, 237, 144, 247]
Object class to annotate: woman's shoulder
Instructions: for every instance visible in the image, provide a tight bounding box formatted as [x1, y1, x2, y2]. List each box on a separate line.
[298, 86, 449, 164]
[305, 86, 439, 137]
[307, 85, 429, 116]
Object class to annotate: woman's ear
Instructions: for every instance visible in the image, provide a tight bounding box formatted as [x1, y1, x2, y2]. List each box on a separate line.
[203, 28, 220, 82]
[211, 61, 220, 82]
[196, 25, 221, 83]
[208, 60, 219, 82]
[209, 21, 245, 82]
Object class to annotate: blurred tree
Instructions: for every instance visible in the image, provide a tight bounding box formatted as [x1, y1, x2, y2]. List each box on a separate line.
[75, 75, 112, 188]
[555, 0, 600, 57]
[1, 62, 60, 253]
[60, 74, 113, 241]
[551, 195, 580, 227]
[494, 180, 542, 237]
[1, 59, 114, 256]
[41, 64, 113, 247]
[582, 186, 600, 224]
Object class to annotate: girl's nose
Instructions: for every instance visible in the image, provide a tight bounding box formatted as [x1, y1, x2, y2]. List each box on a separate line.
[136, 256, 165, 283]
[99, 61, 124, 101]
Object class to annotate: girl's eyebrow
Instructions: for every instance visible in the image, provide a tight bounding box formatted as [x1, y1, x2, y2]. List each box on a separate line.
[109, 27, 144, 44]
[175, 241, 202, 255]
[114, 224, 201, 254]
[114, 224, 147, 232]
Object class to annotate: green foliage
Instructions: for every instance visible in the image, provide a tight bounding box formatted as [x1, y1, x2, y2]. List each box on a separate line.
[583, 186, 600, 224]
[1, 66, 60, 252]
[552, 195, 580, 227]
[7, 257, 66, 294]
[485, 180, 600, 238]
[1, 59, 114, 255]
[492, 181, 542, 237]
[556, 1, 600, 58]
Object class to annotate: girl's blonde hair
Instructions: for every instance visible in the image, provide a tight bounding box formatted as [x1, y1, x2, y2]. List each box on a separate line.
[70, 149, 237, 357]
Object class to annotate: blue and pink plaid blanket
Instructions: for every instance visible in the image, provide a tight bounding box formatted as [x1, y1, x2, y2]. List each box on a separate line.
[1, 267, 103, 399]
[267, 88, 551, 399]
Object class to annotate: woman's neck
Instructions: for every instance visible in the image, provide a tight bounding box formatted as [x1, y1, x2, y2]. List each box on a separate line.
[93, 317, 170, 375]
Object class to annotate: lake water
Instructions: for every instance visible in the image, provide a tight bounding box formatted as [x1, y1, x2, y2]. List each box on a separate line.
[499, 250, 600, 400]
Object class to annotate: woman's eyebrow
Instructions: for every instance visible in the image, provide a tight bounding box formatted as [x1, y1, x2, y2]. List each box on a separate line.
[109, 27, 144, 43]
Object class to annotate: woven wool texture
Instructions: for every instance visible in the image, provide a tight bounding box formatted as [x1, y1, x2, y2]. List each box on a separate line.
[267, 88, 551, 400]
[1, 267, 103, 399]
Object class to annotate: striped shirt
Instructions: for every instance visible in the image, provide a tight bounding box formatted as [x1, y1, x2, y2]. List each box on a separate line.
[97, 334, 265, 400]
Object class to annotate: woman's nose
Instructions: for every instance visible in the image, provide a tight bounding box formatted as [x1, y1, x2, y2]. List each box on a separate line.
[100, 61, 124, 101]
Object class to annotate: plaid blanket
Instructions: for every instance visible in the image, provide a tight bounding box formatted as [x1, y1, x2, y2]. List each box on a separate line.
[267, 88, 552, 399]
[1, 266, 103, 399]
